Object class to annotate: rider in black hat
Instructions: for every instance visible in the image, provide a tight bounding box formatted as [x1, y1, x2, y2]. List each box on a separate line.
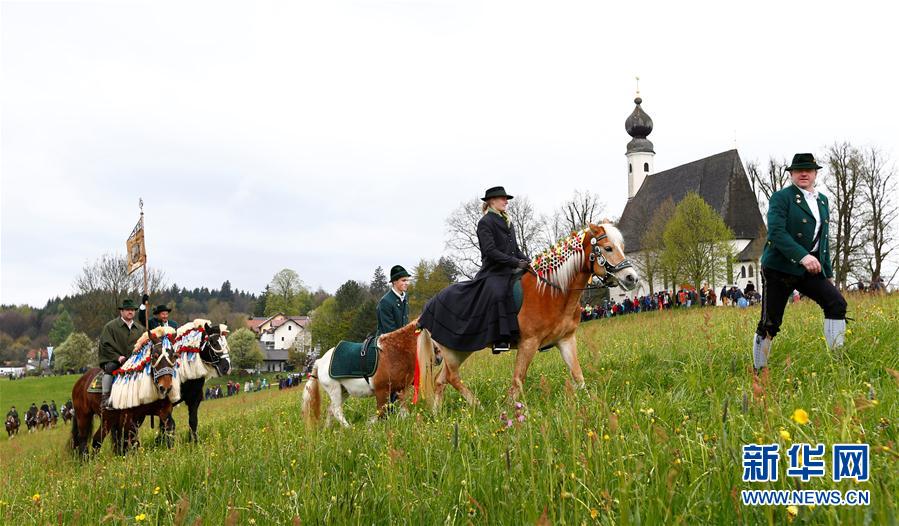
[377, 265, 411, 335]
[139, 301, 179, 330]
[752, 153, 848, 373]
[418, 186, 530, 354]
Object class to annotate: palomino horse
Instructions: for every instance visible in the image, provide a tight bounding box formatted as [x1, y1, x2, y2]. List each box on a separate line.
[70, 329, 179, 456]
[171, 321, 231, 442]
[5, 416, 18, 437]
[417, 223, 639, 407]
[302, 322, 441, 426]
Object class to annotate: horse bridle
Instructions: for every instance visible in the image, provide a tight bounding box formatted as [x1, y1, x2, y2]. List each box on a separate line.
[586, 232, 634, 288]
[151, 341, 177, 381]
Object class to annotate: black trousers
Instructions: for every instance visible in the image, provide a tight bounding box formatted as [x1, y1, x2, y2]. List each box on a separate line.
[756, 266, 847, 339]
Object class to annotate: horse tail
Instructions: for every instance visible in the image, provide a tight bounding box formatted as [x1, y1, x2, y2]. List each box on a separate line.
[416, 329, 436, 403]
[301, 364, 321, 426]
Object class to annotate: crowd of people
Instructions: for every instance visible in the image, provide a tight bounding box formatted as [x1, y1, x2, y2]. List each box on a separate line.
[278, 373, 304, 390]
[581, 283, 763, 321]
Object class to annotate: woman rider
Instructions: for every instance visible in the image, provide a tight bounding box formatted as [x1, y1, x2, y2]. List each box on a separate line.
[418, 186, 530, 353]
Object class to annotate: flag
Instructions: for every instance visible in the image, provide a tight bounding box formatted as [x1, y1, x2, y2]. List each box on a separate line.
[126, 217, 146, 275]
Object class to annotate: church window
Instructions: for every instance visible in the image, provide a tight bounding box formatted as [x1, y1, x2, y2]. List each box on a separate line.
[748, 265, 754, 277]
[629, 163, 632, 174]
[644, 162, 649, 172]
[741, 266, 746, 278]
[288, 325, 291, 331]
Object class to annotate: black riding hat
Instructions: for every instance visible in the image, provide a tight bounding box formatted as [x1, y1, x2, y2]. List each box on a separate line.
[153, 304, 172, 315]
[786, 153, 822, 172]
[481, 186, 514, 201]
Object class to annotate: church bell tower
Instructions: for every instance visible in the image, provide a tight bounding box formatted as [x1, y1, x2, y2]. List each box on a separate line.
[625, 80, 655, 200]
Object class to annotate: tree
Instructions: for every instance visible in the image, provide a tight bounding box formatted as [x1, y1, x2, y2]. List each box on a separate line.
[636, 197, 676, 294]
[72, 253, 167, 338]
[556, 189, 606, 233]
[370, 266, 389, 298]
[265, 269, 304, 315]
[307, 297, 344, 351]
[228, 328, 264, 370]
[825, 142, 868, 288]
[444, 198, 486, 279]
[48, 307, 74, 347]
[746, 157, 789, 215]
[408, 259, 453, 317]
[52, 332, 94, 373]
[253, 286, 269, 317]
[857, 147, 897, 287]
[507, 196, 546, 258]
[662, 193, 735, 290]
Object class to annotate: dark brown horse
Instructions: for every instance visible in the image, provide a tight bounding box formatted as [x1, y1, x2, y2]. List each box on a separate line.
[5, 416, 18, 437]
[61, 402, 73, 425]
[417, 223, 640, 407]
[70, 330, 178, 456]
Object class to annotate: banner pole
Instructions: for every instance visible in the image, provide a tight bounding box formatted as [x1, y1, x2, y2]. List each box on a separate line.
[140, 198, 149, 339]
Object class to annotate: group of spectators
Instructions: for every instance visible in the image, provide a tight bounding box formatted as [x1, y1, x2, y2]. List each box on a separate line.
[278, 373, 304, 390]
[581, 282, 763, 321]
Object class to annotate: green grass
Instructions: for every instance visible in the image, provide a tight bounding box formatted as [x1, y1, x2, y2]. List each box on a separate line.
[0, 374, 81, 413]
[1, 293, 896, 525]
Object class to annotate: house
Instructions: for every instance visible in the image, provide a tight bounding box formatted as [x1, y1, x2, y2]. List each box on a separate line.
[247, 313, 312, 372]
[615, 94, 766, 298]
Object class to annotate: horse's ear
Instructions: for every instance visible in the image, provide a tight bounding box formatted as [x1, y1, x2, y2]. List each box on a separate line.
[602, 217, 610, 224]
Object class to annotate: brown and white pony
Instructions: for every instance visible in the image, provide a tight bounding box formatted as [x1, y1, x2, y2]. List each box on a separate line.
[70, 329, 179, 456]
[302, 322, 441, 426]
[417, 223, 639, 408]
[5, 416, 19, 437]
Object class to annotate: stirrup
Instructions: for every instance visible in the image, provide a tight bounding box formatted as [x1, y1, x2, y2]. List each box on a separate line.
[492, 342, 511, 354]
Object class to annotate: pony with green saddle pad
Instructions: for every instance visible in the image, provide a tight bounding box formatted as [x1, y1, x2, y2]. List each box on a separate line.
[302, 321, 442, 426]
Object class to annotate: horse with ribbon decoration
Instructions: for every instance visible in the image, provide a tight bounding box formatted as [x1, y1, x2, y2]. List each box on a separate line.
[416, 223, 640, 408]
[171, 319, 231, 441]
[70, 326, 180, 457]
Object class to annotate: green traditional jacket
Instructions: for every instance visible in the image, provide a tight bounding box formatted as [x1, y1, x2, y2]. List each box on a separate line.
[97, 317, 145, 364]
[377, 289, 408, 335]
[761, 184, 833, 278]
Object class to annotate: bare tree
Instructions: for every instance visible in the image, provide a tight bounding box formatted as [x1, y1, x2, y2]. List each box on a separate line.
[557, 189, 606, 233]
[536, 209, 568, 250]
[444, 198, 483, 279]
[746, 157, 789, 216]
[444, 195, 546, 279]
[824, 142, 868, 288]
[71, 253, 167, 337]
[858, 147, 897, 288]
[507, 196, 545, 258]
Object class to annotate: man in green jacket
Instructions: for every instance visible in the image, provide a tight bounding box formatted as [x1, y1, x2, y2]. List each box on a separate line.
[98, 298, 145, 409]
[377, 265, 411, 335]
[752, 153, 848, 372]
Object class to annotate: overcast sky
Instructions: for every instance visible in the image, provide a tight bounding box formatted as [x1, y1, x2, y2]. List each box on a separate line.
[2, 1, 897, 307]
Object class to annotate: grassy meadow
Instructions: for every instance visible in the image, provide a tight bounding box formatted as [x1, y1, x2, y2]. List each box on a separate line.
[0, 293, 896, 525]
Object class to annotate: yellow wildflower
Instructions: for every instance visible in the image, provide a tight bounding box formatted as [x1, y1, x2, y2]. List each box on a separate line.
[779, 429, 792, 441]
[791, 409, 810, 425]
[590, 508, 599, 519]
[135, 513, 147, 522]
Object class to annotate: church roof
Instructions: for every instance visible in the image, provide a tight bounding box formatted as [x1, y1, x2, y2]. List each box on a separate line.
[617, 149, 766, 255]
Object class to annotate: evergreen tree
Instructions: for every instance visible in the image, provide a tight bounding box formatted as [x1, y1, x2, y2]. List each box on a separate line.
[48, 308, 75, 347]
[370, 266, 389, 298]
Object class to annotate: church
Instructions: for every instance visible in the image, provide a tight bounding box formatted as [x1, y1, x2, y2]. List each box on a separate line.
[614, 92, 767, 299]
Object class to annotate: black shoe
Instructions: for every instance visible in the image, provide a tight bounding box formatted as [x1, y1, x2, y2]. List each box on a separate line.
[492, 342, 511, 354]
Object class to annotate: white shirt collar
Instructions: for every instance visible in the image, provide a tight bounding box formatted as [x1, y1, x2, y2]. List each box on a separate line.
[121, 317, 134, 329]
[391, 287, 405, 300]
[797, 185, 817, 200]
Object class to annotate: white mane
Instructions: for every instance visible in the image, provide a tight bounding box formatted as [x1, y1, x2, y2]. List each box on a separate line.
[531, 223, 624, 295]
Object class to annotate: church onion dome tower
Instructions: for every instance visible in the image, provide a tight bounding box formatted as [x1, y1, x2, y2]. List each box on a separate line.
[625, 85, 655, 200]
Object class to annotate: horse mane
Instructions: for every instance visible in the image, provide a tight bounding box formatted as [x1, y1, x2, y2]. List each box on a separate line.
[132, 326, 177, 353]
[377, 319, 419, 352]
[531, 223, 623, 294]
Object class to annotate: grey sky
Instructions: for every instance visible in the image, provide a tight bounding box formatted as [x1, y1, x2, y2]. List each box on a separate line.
[2, 1, 897, 306]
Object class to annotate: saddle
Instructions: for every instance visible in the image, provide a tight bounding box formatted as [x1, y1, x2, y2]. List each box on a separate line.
[87, 370, 104, 393]
[329, 335, 380, 380]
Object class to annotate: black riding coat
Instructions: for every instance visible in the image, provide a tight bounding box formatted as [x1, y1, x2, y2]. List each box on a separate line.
[418, 211, 527, 352]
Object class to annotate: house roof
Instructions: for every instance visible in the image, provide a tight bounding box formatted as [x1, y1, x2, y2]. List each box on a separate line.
[617, 149, 766, 253]
[247, 313, 310, 333]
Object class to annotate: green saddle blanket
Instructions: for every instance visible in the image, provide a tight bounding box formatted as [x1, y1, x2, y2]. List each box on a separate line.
[512, 275, 523, 313]
[87, 370, 103, 393]
[329, 338, 379, 379]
